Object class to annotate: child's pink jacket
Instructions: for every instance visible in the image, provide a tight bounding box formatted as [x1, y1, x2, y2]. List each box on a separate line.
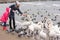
[1, 7, 10, 22]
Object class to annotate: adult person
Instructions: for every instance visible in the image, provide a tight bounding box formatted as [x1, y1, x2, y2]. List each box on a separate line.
[8, 1, 26, 32]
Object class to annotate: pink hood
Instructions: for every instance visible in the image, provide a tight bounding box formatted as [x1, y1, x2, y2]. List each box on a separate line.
[6, 7, 10, 13]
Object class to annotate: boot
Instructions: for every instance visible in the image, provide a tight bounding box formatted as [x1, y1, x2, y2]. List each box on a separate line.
[3, 27, 7, 31]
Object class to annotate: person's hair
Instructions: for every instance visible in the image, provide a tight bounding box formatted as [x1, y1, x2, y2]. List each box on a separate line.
[15, 1, 20, 8]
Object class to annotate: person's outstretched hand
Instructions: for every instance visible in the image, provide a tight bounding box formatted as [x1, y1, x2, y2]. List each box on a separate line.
[22, 14, 27, 16]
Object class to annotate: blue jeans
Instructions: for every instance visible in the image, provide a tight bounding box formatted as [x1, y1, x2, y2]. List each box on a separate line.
[3, 22, 6, 27]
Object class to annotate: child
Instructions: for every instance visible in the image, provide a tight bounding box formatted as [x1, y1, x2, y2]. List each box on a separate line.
[1, 7, 10, 31]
